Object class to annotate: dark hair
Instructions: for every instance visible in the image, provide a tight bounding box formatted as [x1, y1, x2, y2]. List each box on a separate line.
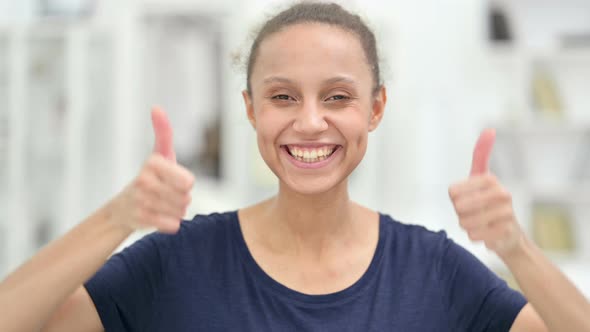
[245, 1, 381, 94]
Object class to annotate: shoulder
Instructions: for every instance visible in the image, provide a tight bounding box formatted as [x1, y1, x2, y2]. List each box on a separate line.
[127, 211, 240, 277]
[379, 213, 449, 251]
[179, 210, 237, 235]
[169, 210, 238, 247]
[132, 211, 238, 257]
[377, 213, 455, 274]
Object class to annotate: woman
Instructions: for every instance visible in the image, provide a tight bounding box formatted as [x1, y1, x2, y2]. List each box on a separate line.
[1, 2, 589, 331]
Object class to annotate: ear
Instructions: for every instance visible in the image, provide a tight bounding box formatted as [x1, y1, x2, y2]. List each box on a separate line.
[368, 85, 387, 132]
[242, 90, 256, 130]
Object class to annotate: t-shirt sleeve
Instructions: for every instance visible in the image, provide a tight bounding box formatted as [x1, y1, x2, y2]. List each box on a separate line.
[84, 231, 172, 331]
[437, 235, 527, 332]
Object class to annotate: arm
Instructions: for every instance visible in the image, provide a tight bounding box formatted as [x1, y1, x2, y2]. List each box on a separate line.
[449, 128, 590, 332]
[0, 203, 131, 332]
[43, 286, 104, 332]
[0, 108, 194, 331]
[505, 237, 590, 332]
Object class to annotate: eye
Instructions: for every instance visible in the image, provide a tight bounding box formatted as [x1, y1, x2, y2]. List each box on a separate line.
[326, 94, 350, 101]
[272, 94, 294, 101]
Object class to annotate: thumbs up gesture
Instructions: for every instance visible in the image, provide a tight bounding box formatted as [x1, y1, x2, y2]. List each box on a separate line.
[448, 129, 523, 257]
[109, 107, 195, 234]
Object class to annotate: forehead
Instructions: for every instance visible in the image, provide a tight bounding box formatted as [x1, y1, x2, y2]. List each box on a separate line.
[251, 23, 372, 87]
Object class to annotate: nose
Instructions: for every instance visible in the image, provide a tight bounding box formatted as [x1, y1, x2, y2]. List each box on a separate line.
[292, 101, 329, 135]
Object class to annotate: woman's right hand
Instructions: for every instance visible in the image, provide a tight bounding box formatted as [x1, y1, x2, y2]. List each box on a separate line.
[0, 106, 194, 332]
[108, 107, 195, 234]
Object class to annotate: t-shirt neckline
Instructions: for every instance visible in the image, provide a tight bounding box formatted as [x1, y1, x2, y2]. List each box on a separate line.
[229, 210, 386, 306]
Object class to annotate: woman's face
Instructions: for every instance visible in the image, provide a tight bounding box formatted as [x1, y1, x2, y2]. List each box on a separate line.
[243, 23, 386, 195]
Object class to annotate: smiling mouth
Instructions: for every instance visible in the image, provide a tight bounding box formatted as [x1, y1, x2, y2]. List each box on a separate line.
[282, 144, 339, 163]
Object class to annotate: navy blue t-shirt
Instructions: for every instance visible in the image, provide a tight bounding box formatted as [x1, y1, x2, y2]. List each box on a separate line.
[85, 211, 527, 331]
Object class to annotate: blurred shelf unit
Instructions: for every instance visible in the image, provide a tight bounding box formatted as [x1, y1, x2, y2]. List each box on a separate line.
[493, 122, 590, 185]
[0, 12, 235, 274]
[487, 47, 590, 123]
[486, 0, 590, 279]
[0, 22, 117, 276]
[488, 101, 590, 296]
[489, 88, 590, 268]
[0, 3, 265, 279]
[486, 0, 590, 121]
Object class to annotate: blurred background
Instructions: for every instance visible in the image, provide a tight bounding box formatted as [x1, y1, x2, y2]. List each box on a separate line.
[1, 0, 589, 296]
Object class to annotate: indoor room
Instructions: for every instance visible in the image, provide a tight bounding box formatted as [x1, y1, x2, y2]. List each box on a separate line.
[1, 0, 589, 330]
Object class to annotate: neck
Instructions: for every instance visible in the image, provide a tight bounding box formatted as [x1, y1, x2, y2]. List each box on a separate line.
[262, 179, 357, 254]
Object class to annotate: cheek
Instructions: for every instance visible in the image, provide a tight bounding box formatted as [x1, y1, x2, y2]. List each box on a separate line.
[254, 108, 290, 149]
[354, 131, 369, 154]
[329, 109, 370, 143]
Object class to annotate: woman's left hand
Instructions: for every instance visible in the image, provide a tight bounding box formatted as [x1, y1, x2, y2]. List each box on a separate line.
[448, 129, 524, 258]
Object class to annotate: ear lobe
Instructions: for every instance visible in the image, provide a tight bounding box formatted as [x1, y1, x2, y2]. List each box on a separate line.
[242, 90, 256, 130]
[368, 86, 387, 132]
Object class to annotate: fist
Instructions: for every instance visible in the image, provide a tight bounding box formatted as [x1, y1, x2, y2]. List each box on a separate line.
[110, 107, 194, 234]
[449, 129, 523, 256]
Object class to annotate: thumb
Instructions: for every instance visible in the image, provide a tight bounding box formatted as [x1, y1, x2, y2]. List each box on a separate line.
[151, 106, 176, 162]
[470, 128, 496, 176]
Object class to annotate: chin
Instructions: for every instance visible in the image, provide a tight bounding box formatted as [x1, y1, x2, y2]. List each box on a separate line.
[280, 174, 349, 196]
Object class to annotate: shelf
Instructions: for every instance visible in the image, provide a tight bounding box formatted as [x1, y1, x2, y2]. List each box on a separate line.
[495, 120, 590, 135]
[492, 121, 590, 186]
[526, 186, 590, 204]
[489, 46, 590, 63]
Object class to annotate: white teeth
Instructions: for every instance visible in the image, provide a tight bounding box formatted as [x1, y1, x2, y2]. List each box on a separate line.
[287, 145, 337, 163]
[317, 149, 325, 157]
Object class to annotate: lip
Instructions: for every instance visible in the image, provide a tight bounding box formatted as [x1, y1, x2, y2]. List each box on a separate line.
[280, 145, 342, 169]
[283, 143, 338, 149]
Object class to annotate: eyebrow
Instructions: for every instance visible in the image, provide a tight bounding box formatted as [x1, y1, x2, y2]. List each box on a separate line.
[262, 76, 294, 85]
[323, 76, 357, 85]
[262, 75, 357, 86]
